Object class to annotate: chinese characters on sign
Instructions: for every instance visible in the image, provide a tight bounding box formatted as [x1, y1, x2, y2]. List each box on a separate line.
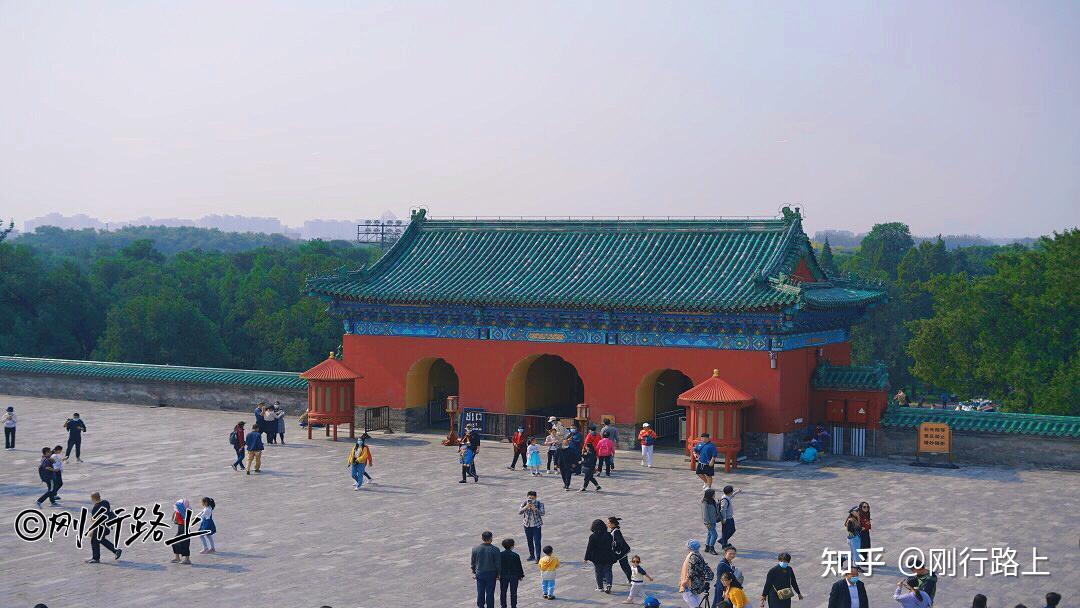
[13, 504, 209, 550]
[820, 547, 1051, 578]
[917, 422, 951, 454]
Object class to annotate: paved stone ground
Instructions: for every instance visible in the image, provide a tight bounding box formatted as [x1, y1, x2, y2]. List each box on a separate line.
[0, 395, 1077, 608]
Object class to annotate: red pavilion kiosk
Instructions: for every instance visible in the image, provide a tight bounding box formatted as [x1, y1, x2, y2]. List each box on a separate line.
[300, 353, 361, 441]
[681, 369, 754, 473]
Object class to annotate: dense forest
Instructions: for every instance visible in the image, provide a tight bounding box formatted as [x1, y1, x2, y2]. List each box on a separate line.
[0, 225, 377, 372]
[0, 221, 1076, 415]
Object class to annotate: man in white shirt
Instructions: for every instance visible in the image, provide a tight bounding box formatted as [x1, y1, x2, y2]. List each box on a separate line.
[827, 568, 868, 608]
[50, 445, 65, 501]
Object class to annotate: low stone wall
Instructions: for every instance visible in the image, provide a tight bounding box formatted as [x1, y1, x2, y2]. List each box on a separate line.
[0, 372, 306, 414]
[881, 426, 1080, 469]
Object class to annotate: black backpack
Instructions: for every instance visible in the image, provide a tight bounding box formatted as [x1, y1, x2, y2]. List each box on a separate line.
[228, 430, 237, 445]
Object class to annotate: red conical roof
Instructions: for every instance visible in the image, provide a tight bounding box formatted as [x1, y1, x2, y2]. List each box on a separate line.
[678, 369, 752, 405]
[300, 353, 362, 381]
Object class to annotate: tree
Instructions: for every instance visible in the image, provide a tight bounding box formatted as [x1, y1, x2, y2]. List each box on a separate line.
[908, 230, 1079, 415]
[0, 218, 11, 243]
[854, 222, 914, 280]
[819, 238, 836, 275]
[93, 290, 231, 366]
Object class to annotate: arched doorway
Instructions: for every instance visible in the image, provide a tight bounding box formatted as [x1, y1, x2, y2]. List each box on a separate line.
[405, 357, 460, 426]
[636, 369, 693, 445]
[505, 354, 584, 419]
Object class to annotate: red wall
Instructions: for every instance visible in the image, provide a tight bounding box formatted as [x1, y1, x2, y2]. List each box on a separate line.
[342, 334, 833, 434]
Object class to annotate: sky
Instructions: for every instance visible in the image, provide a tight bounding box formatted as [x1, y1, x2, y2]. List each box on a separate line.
[2, 1, 1078, 237]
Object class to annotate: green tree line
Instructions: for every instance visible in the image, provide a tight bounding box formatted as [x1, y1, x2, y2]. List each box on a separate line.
[0, 227, 377, 371]
[822, 225, 1078, 416]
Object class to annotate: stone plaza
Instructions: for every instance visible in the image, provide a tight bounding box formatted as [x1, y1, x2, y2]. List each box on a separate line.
[1, 395, 1076, 608]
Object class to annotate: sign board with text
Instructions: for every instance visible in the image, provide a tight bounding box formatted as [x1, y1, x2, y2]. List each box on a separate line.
[460, 408, 485, 434]
[913, 421, 957, 468]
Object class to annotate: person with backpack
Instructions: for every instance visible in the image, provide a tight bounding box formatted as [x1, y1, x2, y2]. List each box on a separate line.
[719, 485, 740, 548]
[713, 545, 744, 608]
[679, 539, 713, 608]
[580, 443, 602, 492]
[638, 423, 657, 467]
[36, 447, 58, 507]
[85, 492, 122, 563]
[63, 412, 87, 462]
[597, 431, 615, 476]
[608, 517, 633, 583]
[761, 552, 803, 607]
[230, 421, 246, 471]
[348, 436, 373, 489]
[600, 418, 619, 469]
[694, 433, 717, 490]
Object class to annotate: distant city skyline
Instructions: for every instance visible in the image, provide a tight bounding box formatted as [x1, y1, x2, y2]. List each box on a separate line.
[3, 2, 1078, 238]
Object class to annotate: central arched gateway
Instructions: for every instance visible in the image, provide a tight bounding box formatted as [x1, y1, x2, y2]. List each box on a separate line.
[505, 354, 584, 418]
[405, 357, 459, 410]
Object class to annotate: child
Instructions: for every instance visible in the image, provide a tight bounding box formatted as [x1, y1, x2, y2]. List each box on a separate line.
[623, 555, 655, 604]
[537, 545, 560, 600]
[459, 443, 478, 483]
[197, 497, 216, 554]
[526, 437, 542, 476]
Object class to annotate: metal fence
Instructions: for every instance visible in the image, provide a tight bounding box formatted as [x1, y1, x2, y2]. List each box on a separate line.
[477, 413, 549, 442]
[364, 406, 391, 433]
[427, 400, 449, 429]
[653, 408, 686, 446]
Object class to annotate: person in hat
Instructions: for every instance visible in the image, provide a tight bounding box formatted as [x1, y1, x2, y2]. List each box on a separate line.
[679, 539, 713, 608]
[2, 406, 15, 449]
[508, 427, 528, 470]
[544, 427, 561, 474]
[638, 423, 657, 467]
[548, 416, 566, 438]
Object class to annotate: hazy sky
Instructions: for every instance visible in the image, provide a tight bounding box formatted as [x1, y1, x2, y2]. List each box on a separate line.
[2, 1, 1078, 236]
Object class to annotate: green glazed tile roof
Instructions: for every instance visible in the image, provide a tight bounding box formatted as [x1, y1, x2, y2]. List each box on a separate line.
[307, 211, 885, 313]
[812, 362, 889, 391]
[0, 356, 307, 391]
[881, 407, 1080, 438]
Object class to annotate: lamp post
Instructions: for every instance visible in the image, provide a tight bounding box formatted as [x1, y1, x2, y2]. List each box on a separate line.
[442, 395, 461, 446]
[575, 402, 590, 435]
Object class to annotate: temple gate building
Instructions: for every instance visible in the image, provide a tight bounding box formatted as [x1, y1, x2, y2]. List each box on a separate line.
[306, 208, 888, 458]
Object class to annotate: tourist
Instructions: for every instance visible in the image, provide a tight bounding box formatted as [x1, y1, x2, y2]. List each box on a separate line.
[36, 447, 58, 507]
[471, 531, 501, 608]
[1044, 592, 1061, 608]
[622, 555, 654, 604]
[63, 412, 87, 462]
[799, 440, 820, 464]
[2, 405, 15, 449]
[600, 418, 619, 469]
[275, 404, 286, 444]
[911, 561, 938, 602]
[244, 423, 264, 475]
[85, 492, 121, 563]
[844, 507, 863, 571]
[567, 427, 584, 472]
[702, 489, 720, 554]
[466, 424, 482, 478]
[263, 405, 278, 444]
[760, 552, 803, 607]
[544, 428, 560, 474]
[499, 538, 525, 608]
[894, 389, 908, 406]
[460, 440, 479, 483]
[695, 433, 717, 490]
[254, 403, 266, 436]
[519, 491, 545, 561]
[679, 540, 713, 608]
[548, 416, 566, 438]
[508, 427, 527, 470]
[50, 446, 64, 500]
[348, 436, 373, 489]
[171, 498, 192, 564]
[358, 432, 375, 483]
[858, 502, 872, 552]
[719, 485, 739, 548]
[231, 420, 246, 471]
[526, 437, 542, 476]
[720, 572, 749, 608]
[597, 431, 615, 476]
[197, 496, 217, 554]
[608, 517, 632, 583]
[893, 577, 932, 608]
[638, 422, 657, 467]
[557, 439, 577, 490]
[713, 545, 743, 607]
[972, 593, 987, 608]
[584, 518, 617, 593]
[538, 545, 560, 600]
[827, 568, 868, 608]
[580, 443, 602, 492]
[584, 425, 602, 454]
